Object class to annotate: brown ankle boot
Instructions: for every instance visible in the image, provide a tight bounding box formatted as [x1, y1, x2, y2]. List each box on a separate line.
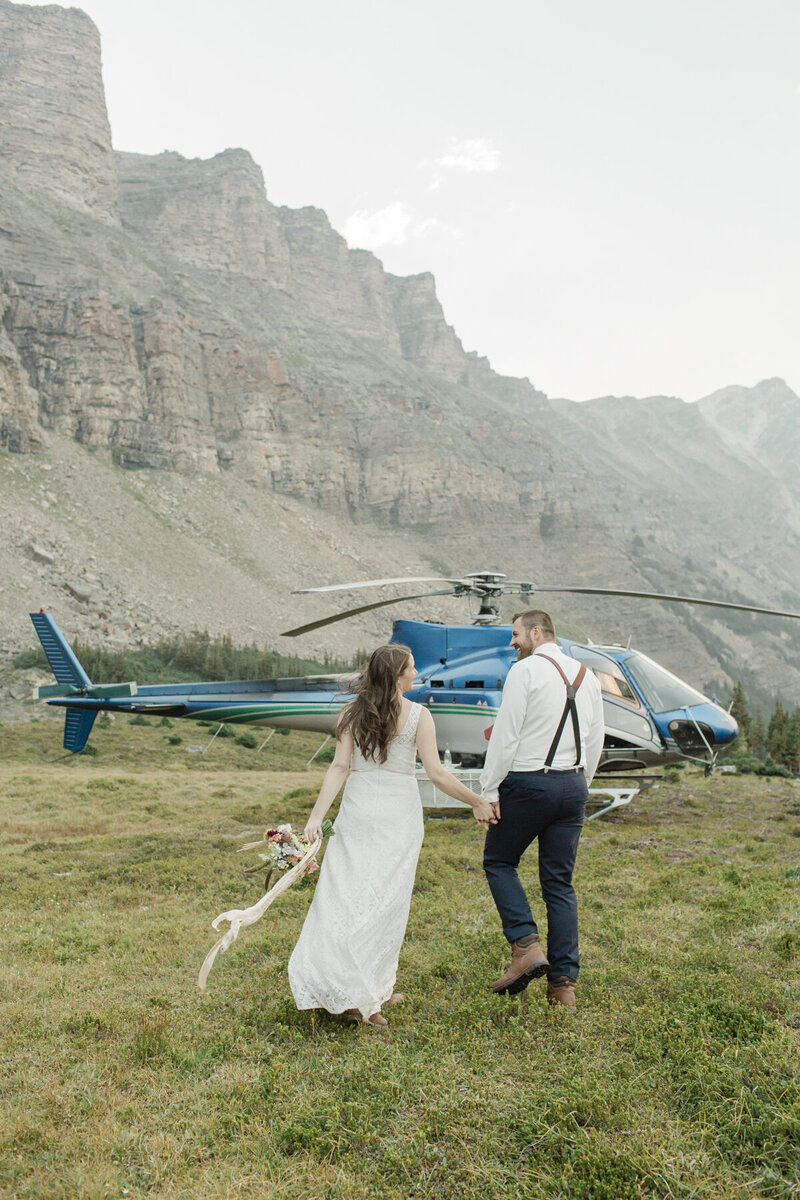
[546, 976, 577, 1009]
[491, 936, 549, 995]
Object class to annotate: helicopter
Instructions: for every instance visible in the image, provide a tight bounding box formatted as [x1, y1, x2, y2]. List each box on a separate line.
[29, 571, 800, 781]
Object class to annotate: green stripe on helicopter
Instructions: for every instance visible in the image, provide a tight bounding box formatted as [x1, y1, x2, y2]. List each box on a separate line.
[196, 701, 500, 723]
[196, 704, 341, 721]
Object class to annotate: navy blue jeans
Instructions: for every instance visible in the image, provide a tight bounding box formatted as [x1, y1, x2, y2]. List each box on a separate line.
[483, 770, 587, 983]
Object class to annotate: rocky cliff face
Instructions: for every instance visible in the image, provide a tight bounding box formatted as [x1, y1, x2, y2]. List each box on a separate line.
[116, 149, 282, 284]
[1, 98, 553, 520]
[0, 312, 41, 453]
[1, 0, 799, 710]
[0, 0, 117, 221]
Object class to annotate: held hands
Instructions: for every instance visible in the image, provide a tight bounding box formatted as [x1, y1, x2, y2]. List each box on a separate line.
[472, 794, 499, 829]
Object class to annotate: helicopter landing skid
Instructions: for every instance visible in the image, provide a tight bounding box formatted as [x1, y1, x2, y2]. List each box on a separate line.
[416, 767, 638, 820]
[585, 787, 638, 820]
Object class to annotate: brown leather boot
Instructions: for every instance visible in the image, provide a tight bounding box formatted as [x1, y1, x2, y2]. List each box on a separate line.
[546, 976, 577, 1009]
[491, 935, 549, 994]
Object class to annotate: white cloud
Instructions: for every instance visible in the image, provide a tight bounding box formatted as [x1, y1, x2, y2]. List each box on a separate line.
[437, 137, 500, 173]
[343, 203, 462, 250]
[343, 202, 414, 249]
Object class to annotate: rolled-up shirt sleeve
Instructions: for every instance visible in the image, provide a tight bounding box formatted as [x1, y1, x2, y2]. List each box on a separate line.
[583, 679, 605, 785]
[480, 662, 528, 803]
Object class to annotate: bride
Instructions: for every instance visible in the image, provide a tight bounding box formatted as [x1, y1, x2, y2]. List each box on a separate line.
[288, 643, 497, 1028]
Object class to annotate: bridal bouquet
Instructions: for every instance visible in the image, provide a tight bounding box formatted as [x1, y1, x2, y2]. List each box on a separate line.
[197, 819, 335, 993]
[240, 820, 335, 882]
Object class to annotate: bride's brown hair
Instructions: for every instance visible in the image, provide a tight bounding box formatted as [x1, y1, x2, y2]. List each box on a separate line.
[335, 643, 413, 763]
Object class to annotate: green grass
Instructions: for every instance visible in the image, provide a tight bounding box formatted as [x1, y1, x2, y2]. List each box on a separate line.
[1, 721, 799, 1198]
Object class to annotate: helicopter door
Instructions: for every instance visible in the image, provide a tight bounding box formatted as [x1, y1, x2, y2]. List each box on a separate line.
[567, 645, 659, 751]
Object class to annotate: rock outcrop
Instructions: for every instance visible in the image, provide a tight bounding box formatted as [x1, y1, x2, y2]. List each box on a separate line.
[0, 0, 118, 221]
[0, 287, 42, 452]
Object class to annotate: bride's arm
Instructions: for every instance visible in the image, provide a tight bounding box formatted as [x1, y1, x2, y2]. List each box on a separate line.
[415, 708, 498, 828]
[303, 729, 353, 841]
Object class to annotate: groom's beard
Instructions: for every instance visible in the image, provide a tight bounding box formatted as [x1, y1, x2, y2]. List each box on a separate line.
[516, 646, 533, 660]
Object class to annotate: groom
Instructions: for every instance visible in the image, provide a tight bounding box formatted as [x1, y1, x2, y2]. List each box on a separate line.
[480, 609, 604, 1008]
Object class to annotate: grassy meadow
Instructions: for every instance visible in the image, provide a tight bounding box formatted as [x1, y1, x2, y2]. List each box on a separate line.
[0, 717, 799, 1199]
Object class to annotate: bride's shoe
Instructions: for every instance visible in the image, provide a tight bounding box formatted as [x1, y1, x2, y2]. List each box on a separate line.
[386, 993, 404, 1006]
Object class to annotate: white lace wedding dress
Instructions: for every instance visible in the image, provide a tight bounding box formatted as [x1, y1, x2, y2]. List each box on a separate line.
[288, 703, 424, 1020]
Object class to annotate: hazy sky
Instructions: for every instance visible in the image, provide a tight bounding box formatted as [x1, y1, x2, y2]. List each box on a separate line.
[25, 0, 800, 401]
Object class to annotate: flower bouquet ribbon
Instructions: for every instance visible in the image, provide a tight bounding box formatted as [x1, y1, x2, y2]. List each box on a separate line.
[197, 821, 333, 992]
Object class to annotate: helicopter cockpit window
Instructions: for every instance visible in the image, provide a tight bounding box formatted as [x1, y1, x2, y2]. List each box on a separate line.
[568, 646, 640, 707]
[623, 652, 708, 714]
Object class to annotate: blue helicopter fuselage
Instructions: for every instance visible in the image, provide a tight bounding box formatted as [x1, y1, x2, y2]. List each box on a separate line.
[389, 619, 738, 769]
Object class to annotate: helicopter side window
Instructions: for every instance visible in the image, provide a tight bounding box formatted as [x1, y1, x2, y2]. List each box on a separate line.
[568, 646, 640, 708]
[595, 671, 639, 707]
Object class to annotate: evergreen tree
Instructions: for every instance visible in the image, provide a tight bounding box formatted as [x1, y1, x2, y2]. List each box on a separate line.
[767, 702, 789, 766]
[203, 640, 225, 679]
[728, 681, 750, 747]
[749, 710, 766, 757]
[785, 707, 800, 774]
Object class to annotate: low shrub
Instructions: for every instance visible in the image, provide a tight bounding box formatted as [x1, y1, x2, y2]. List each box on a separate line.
[757, 757, 793, 778]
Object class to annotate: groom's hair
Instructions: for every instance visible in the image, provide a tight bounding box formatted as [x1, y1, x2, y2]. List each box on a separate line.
[512, 609, 556, 640]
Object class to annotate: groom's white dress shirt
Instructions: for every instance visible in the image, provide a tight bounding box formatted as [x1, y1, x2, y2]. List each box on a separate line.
[480, 642, 605, 806]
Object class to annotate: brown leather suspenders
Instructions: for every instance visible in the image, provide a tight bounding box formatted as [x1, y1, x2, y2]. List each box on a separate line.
[537, 655, 587, 770]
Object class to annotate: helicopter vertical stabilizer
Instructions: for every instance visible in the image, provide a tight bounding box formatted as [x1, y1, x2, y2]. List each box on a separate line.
[62, 706, 98, 753]
[30, 611, 98, 752]
[30, 611, 91, 688]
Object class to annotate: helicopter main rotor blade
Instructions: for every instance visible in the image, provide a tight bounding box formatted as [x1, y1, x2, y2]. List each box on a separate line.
[293, 576, 461, 594]
[533, 585, 800, 620]
[281, 590, 457, 637]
